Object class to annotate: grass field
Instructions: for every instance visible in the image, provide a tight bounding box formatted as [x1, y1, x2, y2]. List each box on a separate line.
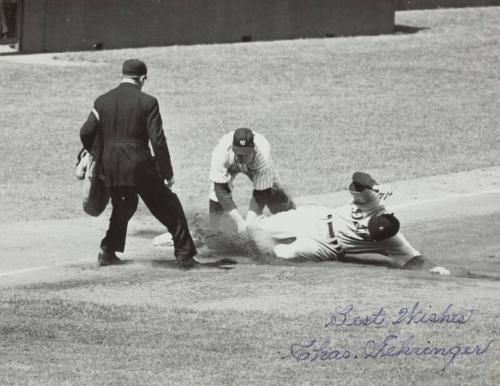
[0, 7, 499, 223]
[1, 212, 499, 385]
[0, 7, 499, 386]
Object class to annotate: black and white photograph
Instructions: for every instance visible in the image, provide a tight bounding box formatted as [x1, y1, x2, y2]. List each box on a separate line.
[0, 0, 499, 384]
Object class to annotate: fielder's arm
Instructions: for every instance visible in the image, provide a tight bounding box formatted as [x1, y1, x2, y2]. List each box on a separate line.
[214, 182, 247, 233]
[246, 189, 271, 226]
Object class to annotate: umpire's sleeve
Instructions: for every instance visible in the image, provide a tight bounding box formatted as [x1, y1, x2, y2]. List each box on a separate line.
[80, 109, 99, 152]
[145, 97, 173, 180]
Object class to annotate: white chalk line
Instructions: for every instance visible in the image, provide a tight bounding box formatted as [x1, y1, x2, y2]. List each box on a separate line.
[0, 258, 93, 278]
[390, 188, 500, 210]
[1, 188, 500, 278]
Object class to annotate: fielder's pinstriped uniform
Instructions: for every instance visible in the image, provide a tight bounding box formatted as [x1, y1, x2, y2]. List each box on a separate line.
[209, 131, 275, 202]
[250, 203, 419, 265]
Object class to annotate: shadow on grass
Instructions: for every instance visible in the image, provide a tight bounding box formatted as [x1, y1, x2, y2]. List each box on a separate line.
[149, 259, 235, 271]
[457, 269, 500, 282]
[393, 25, 429, 34]
[338, 256, 500, 282]
[324, 25, 429, 38]
[338, 254, 394, 268]
[138, 255, 500, 281]
[129, 229, 161, 238]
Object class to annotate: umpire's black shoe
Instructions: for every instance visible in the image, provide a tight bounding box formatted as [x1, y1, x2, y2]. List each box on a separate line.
[98, 248, 123, 266]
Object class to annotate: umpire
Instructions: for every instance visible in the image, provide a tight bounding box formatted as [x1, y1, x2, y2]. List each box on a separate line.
[80, 59, 197, 267]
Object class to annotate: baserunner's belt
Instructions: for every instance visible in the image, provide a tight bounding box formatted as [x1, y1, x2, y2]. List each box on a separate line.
[327, 214, 344, 256]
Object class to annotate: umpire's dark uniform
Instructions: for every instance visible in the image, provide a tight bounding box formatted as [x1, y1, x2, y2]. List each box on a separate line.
[80, 59, 197, 266]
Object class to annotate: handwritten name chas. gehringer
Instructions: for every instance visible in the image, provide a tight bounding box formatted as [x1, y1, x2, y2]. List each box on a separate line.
[281, 302, 494, 371]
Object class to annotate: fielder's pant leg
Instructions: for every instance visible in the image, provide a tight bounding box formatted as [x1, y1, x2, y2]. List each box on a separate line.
[101, 187, 138, 252]
[208, 199, 224, 232]
[267, 182, 296, 214]
[138, 179, 197, 262]
[251, 167, 295, 214]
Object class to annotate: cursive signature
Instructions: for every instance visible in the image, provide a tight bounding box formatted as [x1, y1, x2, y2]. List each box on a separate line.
[324, 304, 387, 328]
[392, 302, 475, 325]
[364, 334, 494, 371]
[282, 336, 494, 370]
[284, 303, 491, 371]
[282, 339, 352, 362]
[324, 302, 475, 328]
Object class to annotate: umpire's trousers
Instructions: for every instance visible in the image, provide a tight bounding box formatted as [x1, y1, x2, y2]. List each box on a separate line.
[101, 179, 196, 263]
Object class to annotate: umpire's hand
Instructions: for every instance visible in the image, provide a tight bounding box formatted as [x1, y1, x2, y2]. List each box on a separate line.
[165, 177, 175, 189]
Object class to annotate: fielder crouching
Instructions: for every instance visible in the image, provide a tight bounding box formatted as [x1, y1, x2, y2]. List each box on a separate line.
[248, 171, 450, 275]
[207, 128, 295, 243]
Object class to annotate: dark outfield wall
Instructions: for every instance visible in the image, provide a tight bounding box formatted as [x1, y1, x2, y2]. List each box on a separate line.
[396, 0, 500, 9]
[20, 0, 395, 53]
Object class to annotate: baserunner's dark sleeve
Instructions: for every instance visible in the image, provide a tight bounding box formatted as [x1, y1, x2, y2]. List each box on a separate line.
[214, 182, 237, 212]
[352, 172, 378, 190]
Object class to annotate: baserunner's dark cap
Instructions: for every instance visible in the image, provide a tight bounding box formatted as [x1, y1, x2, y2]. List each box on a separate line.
[122, 59, 148, 77]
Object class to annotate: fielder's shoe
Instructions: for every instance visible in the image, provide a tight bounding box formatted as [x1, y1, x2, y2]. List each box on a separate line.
[98, 248, 123, 266]
[195, 244, 217, 258]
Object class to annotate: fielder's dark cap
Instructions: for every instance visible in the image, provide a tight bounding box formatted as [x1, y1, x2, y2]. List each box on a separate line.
[368, 213, 400, 242]
[232, 128, 255, 155]
[122, 59, 147, 78]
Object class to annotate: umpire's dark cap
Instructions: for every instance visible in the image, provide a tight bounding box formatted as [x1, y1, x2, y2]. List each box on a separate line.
[122, 59, 148, 78]
[368, 213, 400, 241]
[232, 128, 255, 155]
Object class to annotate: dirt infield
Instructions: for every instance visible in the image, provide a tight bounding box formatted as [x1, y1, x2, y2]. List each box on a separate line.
[1, 166, 500, 282]
[1, 167, 499, 386]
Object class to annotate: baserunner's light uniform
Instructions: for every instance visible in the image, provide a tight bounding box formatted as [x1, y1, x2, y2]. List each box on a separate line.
[250, 202, 419, 265]
[250, 171, 450, 275]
